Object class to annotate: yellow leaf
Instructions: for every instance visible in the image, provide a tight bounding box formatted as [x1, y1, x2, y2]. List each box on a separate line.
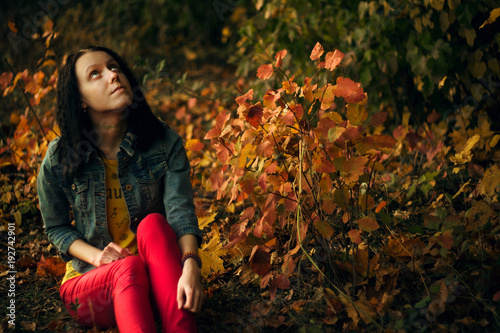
[14, 210, 22, 226]
[346, 103, 368, 125]
[464, 28, 476, 47]
[198, 212, 217, 229]
[438, 76, 448, 88]
[478, 165, 500, 197]
[200, 226, 226, 276]
[450, 134, 480, 164]
[452, 180, 471, 199]
[430, 0, 445, 11]
[479, 7, 500, 29]
[491, 134, 500, 148]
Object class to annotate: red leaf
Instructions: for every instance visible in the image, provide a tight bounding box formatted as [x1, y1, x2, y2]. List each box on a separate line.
[437, 230, 453, 250]
[493, 291, 500, 302]
[245, 102, 264, 128]
[310, 42, 324, 61]
[358, 217, 380, 232]
[427, 110, 440, 123]
[325, 50, 344, 71]
[257, 64, 274, 80]
[249, 245, 271, 276]
[335, 77, 366, 104]
[349, 229, 362, 244]
[370, 111, 388, 127]
[274, 49, 287, 67]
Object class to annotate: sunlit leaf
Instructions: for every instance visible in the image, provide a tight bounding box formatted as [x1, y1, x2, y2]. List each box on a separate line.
[257, 64, 274, 80]
[335, 77, 366, 104]
[310, 42, 324, 60]
[185, 139, 204, 151]
[274, 49, 287, 67]
[325, 50, 344, 71]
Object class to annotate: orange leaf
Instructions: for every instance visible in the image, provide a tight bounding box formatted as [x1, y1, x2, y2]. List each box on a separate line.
[274, 49, 287, 67]
[36, 256, 66, 277]
[358, 217, 380, 232]
[185, 139, 204, 151]
[205, 109, 230, 139]
[235, 89, 254, 105]
[249, 245, 271, 276]
[325, 50, 344, 71]
[0, 72, 14, 90]
[8, 21, 18, 33]
[335, 77, 366, 104]
[375, 201, 387, 213]
[257, 64, 274, 80]
[348, 229, 362, 244]
[245, 102, 264, 128]
[310, 42, 324, 60]
[344, 156, 368, 183]
[372, 134, 396, 151]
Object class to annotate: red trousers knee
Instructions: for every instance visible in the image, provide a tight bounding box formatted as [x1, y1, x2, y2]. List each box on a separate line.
[59, 213, 196, 333]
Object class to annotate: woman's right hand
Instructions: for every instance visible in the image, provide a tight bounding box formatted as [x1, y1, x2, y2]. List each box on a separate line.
[92, 242, 132, 267]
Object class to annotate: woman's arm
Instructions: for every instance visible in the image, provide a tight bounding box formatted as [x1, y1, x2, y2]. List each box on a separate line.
[177, 234, 203, 313]
[68, 239, 132, 268]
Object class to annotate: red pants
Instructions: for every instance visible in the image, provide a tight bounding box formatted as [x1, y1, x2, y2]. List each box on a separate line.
[59, 213, 196, 332]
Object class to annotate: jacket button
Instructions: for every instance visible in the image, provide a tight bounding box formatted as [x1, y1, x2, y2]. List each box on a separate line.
[126, 184, 132, 191]
[72, 184, 76, 190]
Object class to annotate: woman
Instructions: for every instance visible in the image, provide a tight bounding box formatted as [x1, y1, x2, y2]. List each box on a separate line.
[37, 46, 203, 332]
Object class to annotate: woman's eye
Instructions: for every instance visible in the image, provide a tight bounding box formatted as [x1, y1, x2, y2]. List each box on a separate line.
[110, 64, 120, 72]
[90, 71, 99, 79]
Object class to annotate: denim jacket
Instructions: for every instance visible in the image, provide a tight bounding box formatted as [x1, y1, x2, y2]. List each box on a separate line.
[37, 122, 202, 274]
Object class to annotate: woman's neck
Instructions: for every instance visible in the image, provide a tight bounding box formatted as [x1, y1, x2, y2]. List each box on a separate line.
[93, 119, 128, 161]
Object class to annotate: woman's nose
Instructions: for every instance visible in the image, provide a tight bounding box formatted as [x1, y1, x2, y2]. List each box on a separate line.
[109, 69, 119, 82]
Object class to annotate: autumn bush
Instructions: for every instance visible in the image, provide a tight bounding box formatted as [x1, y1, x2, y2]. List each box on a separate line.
[198, 40, 500, 330]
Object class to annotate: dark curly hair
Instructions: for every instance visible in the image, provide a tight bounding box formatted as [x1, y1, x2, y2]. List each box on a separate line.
[55, 46, 165, 180]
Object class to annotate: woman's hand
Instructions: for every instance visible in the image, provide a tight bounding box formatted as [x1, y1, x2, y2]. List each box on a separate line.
[176, 259, 203, 313]
[92, 242, 132, 267]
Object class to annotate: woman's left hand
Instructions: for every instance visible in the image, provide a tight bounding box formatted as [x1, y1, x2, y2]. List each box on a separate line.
[177, 259, 203, 312]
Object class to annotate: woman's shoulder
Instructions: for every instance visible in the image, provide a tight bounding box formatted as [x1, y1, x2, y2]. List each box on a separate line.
[44, 136, 62, 161]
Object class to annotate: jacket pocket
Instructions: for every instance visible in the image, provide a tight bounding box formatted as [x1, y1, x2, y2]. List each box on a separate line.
[131, 157, 166, 207]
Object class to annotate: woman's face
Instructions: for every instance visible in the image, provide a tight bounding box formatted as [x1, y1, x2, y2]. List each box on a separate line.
[75, 51, 133, 116]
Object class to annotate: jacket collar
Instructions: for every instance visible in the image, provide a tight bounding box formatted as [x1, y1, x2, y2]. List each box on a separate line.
[80, 126, 138, 163]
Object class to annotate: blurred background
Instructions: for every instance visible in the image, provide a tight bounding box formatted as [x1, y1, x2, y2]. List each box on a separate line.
[2, 0, 499, 128]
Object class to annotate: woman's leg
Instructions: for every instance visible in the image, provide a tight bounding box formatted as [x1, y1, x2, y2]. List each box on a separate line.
[59, 256, 156, 333]
[137, 213, 197, 333]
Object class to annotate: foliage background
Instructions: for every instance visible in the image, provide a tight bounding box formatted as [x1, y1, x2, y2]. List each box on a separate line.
[1, 0, 499, 332]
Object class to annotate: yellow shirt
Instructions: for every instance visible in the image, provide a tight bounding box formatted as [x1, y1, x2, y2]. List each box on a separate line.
[61, 159, 137, 284]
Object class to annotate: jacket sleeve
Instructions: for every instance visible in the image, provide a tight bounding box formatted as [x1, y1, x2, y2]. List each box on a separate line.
[162, 128, 203, 246]
[37, 142, 84, 261]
